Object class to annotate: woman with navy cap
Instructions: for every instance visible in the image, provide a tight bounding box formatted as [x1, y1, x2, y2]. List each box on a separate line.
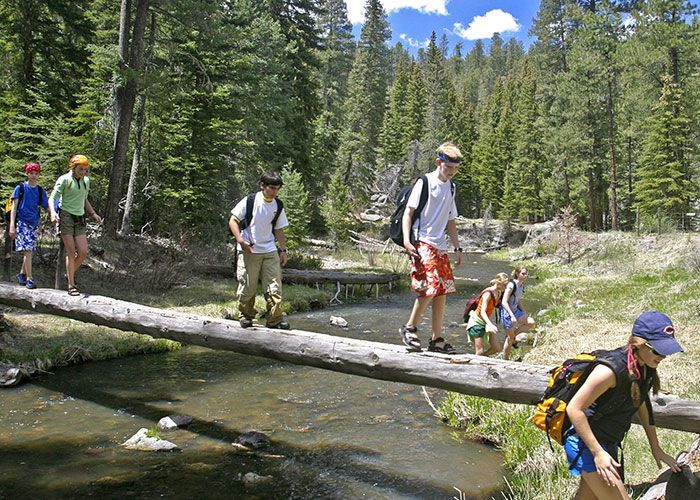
[565, 311, 683, 499]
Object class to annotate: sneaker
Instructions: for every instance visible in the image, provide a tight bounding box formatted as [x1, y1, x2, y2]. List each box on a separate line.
[239, 317, 254, 328]
[16, 273, 27, 286]
[267, 321, 291, 330]
[25, 278, 36, 289]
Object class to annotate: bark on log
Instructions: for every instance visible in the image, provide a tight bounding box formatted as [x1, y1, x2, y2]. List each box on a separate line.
[1, 283, 699, 434]
[197, 265, 402, 285]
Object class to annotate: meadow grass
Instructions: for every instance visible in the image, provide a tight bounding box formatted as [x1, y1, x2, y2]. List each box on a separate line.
[443, 232, 700, 499]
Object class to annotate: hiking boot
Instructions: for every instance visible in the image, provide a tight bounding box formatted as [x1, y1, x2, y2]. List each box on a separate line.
[239, 317, 254, 328]
[427, 336, 456, 354]
[16, 273, 27, 286]
[25, 278, 36, 289]
[267, 321, 291, 330]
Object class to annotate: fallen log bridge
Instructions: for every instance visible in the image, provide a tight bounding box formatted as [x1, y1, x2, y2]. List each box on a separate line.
[1, 282, 699, 434]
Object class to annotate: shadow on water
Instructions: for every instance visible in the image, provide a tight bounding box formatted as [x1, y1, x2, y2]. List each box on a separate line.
[1, 350, 499, 499]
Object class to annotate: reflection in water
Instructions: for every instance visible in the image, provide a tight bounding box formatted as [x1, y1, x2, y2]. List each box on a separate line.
[0, 254, 528, 499]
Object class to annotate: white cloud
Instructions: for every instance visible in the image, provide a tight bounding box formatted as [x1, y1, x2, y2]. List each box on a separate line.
[453, 9, 520, 40]
[400, 33, 430, 49]
[346, 0, 449, 25]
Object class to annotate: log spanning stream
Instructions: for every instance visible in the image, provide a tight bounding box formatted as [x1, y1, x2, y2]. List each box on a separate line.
[1, 282, 698, 433]
[1, 256, 699, 498]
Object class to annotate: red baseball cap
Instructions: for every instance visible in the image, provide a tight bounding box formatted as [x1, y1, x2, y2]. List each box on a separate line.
[24, 162, 41, 173]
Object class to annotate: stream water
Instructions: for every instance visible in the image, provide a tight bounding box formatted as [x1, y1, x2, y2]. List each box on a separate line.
[0, 254, 541, 499]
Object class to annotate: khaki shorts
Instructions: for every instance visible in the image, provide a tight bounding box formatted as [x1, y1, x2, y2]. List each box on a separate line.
[59, 210, 87, 236]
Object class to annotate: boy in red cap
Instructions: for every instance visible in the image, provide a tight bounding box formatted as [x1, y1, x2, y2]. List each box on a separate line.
[8, 162, 49, 289]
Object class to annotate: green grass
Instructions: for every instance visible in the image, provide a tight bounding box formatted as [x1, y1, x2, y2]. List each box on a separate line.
[441, 232, 700, 498]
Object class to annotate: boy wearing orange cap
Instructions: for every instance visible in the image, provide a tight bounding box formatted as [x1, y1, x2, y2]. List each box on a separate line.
[48, 154, 101, 296]
[9, 163, 49, 289]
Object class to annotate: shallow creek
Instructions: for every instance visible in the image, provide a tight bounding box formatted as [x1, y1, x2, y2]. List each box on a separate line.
[0, 254, 540, 499]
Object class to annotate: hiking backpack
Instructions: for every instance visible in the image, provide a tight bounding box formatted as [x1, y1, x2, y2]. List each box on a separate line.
[462, 289, 498, 323]
[531, 350, 627, 450]
[388, 176, 455, 247]
[4, 183, 47, 226]
[232, 193, 284, 233]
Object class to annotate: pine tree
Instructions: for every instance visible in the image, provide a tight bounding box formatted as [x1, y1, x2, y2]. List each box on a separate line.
[279, 165, 311, 250]
[312, 0, 354, 190]
[634, 74, 695, 223]
[338, 0, 391, 203]
[321, 168, 353, 242]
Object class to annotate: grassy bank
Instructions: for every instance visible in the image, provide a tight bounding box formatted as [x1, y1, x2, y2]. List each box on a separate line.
[440, 231, 700, 499]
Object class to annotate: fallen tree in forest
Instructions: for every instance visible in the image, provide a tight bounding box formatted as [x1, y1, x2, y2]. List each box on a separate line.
[1, 282, 699, 434]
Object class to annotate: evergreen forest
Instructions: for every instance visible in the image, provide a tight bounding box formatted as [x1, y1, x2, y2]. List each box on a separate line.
[1, 0, 698, 243]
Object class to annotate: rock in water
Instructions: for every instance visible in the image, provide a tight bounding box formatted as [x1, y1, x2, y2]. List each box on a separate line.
[242, 472, 273, 485]
[329, 316, 348, 328]
[122, 428, 179, 452]
[157, 414, 193, 431]
[235, 431, 270, 449]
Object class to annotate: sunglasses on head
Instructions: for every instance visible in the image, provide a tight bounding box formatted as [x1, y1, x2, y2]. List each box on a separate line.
[644, 342, 664, 357]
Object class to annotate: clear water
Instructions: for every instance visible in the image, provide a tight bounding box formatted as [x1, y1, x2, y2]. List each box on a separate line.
[0, 254, 539, 499]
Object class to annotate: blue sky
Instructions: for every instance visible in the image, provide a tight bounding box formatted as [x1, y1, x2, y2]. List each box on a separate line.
[346, 1, 541, 53]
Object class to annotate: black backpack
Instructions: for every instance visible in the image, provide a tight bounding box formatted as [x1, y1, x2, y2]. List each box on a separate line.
[4, 182, 47, 226]
[389, 176, 454, 247]
[235, 193, 284, 232]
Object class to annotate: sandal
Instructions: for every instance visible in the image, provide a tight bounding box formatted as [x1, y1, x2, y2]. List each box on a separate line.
[400, 325, 421, 351]
[68, 286, 80, 296]
[428, 337, 456, 354]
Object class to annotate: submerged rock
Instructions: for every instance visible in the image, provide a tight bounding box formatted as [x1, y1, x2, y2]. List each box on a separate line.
[157, 414, 193, 431]
[242, 472, 273, 486]
[122, 428, 179, 452]
[235, 431, 270, 449]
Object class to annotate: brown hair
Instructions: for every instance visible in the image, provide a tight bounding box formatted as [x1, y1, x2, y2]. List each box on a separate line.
[627, 335, 660, 406]
[511, 267, 526, 279]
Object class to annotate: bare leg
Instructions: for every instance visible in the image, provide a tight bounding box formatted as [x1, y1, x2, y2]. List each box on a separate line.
[483, 332, 500, 356]
[502, 328, 517, 359]
[405, 295, 432, 329]
[474, 336, 485, 356]
[62, 235, 77, 289]
[430, 294, 446, 340]
[73, 234, 89, 270]
[578, 471, 629, 500]
[63, 235, 87, 289]
[515, 315, 536, 335]
[22, 250, 32, 278]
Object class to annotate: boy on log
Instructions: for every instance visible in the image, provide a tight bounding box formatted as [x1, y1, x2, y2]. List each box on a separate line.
[8, 162, 49, 289]
[399, 142, 463, 353]
[48, 154, 102, 296]
[229, 171, 290, 330]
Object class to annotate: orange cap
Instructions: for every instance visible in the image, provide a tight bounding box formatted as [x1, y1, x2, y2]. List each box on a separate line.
[69, 154, 89, 167]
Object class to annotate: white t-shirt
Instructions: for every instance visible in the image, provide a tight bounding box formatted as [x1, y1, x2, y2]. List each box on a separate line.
[406, 170, 457, 250]
[231, 192, 289, 254]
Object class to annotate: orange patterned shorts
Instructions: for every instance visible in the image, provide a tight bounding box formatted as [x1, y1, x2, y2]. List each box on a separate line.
[410, 242, 456, 297]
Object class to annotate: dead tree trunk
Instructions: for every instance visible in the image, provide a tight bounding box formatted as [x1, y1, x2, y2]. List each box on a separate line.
[1, 284, 699, 434]
[104, 0, 150, 237]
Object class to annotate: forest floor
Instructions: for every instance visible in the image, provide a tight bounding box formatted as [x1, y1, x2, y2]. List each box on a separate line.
[440, 229, 700, 499]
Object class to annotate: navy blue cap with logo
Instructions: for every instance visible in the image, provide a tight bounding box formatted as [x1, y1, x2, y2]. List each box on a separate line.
[632, 311, 684, 356]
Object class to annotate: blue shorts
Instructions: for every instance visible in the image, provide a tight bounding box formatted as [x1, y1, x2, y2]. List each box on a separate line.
[501, 306, 525, 330]
[565, 433, 619, 476]
[14, 220, 39, 252]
